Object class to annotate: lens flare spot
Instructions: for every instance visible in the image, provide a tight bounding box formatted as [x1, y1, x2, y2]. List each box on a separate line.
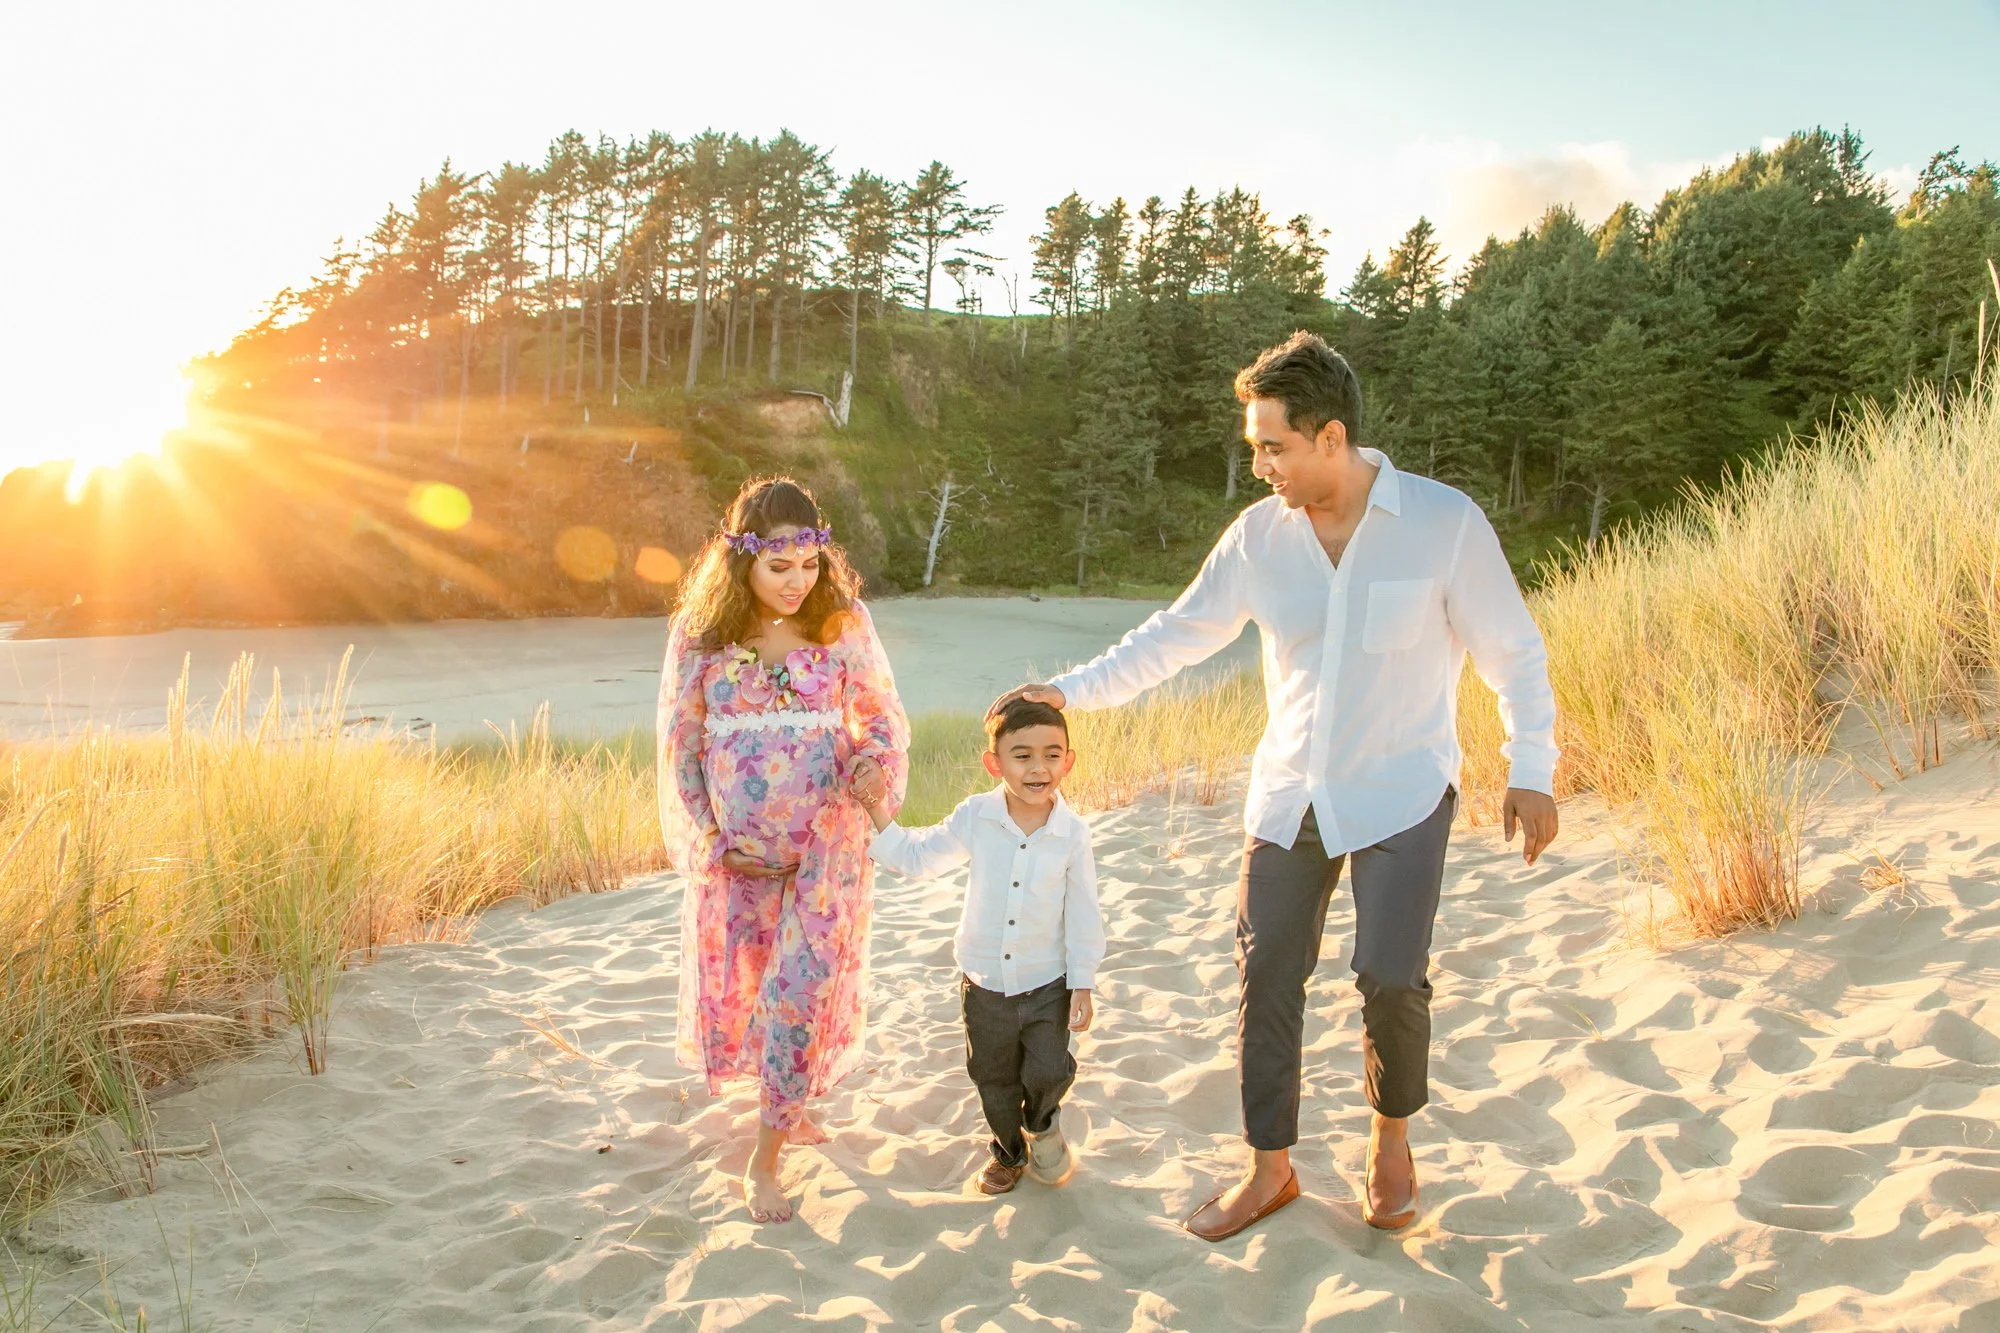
[556, 526, 618, 582]
[634, 546, 682, 584]
[408, 482, 472, 531]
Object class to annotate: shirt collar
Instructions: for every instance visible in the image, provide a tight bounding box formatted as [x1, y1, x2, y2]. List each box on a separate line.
[1359, 447, 1403, 516]
[975, 785, 1076, 838]
[1273, 447, 1402, 527]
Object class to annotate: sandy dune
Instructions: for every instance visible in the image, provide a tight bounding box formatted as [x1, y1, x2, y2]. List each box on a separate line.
[13, 748, 2000, 1331]
[0, 599, 1256, 739]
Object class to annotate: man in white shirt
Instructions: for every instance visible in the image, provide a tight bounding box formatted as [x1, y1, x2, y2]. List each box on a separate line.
[851, 699, 1106, 1195]
[996, 331, 1559, 1241]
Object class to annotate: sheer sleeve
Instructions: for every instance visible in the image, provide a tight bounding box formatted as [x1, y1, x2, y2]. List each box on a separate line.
[656, 619, 727, 874]
[841, 599, 911, 821]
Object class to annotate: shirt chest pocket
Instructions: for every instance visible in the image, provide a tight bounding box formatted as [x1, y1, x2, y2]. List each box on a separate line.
[1362, 578, 1436, 654]
[1024, 848, 1069, 903]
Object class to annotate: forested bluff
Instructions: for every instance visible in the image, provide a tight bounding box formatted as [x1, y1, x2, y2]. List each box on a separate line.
[2, 126, 1994, 634]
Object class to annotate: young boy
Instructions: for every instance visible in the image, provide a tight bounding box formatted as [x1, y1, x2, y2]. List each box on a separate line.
[849, 697, 1105, 1195]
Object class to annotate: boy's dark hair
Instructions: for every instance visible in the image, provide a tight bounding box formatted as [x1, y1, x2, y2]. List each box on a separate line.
[986, 697, 1069, 751]
[1233, 331, 1363, 447]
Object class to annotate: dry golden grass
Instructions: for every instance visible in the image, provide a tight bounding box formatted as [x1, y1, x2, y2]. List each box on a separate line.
[0, 655, 663, 1217]
[1458, 374, 2000, 938]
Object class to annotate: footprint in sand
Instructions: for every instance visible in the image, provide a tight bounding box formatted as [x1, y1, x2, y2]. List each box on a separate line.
[1737, 1143, 1888, 1231]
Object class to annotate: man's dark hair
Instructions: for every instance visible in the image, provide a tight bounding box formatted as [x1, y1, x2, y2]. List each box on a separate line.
[986, 697, 1069, 751]
[1233, 331, 1363, 447]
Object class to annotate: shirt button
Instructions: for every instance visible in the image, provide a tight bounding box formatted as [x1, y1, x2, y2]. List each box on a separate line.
[1019, 843, 1027, 850]
[1008, 918, 1015, 925]
[1012, 881, 1020, 887]
[1004, 953, 1011, 959]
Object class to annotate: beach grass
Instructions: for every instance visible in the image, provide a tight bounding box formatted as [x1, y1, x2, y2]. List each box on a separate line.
[0, 655, 664, 1219]
[1488, 373, 1999, 937]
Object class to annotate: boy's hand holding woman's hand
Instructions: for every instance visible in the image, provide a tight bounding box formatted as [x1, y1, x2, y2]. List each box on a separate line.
[849, 755, 893, 831]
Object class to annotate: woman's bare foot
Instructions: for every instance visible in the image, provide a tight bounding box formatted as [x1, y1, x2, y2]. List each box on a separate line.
[743, 1123, 792, 1223]
[742, 1160, 791, 1223]
[787, 1108, 830, 1146]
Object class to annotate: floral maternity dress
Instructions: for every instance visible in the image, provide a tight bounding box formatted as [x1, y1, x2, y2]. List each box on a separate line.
[656, 601, 909, 1131]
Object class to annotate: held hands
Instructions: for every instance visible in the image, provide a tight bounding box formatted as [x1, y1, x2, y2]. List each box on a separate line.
[1502, 788, 1559, 865]
[1068, 989, 1094, 1032]
[849, 755, 894, 831]
[849, 755, 887, 808]
[986, 683, 1066, 719]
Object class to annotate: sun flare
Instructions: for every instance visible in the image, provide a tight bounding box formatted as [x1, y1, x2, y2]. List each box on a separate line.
[0, 365, 194, 500]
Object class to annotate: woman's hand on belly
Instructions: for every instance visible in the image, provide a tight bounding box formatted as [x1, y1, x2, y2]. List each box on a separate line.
[721, 848, 797, 879]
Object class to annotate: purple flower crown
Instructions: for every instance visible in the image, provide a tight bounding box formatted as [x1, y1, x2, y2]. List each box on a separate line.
[725, 525, 832, 556]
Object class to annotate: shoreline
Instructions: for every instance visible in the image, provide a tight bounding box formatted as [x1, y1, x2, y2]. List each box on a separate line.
[0, 598, 1257, 740]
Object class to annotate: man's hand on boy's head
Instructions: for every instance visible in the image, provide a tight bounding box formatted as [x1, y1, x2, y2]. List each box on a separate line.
[986, 683, 1066, 720]
[1068, 989, 1094, 1032]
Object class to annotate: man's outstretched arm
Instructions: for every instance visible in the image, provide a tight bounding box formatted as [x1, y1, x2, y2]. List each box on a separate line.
[990, 523, 1252, 719]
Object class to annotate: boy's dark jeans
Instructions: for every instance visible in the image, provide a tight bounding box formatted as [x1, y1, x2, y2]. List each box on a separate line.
[961, 974, 1075, 1166]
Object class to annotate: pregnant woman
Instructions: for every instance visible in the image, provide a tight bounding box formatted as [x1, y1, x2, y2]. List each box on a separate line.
[657, 476, 909, 1223]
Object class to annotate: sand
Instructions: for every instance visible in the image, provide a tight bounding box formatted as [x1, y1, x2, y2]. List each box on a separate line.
[0, 599, 1255, 739]
[10, 742, 2000, 1331]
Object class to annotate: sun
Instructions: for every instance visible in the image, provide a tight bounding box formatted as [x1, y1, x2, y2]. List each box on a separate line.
[0, 365, 194, 501]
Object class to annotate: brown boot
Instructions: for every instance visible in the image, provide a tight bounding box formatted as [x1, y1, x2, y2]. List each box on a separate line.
[976, 1157, 1025, 1195]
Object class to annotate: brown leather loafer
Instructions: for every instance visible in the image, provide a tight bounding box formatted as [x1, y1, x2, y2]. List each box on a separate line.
[977, 1158, 1026, 1195]
[1363, 1142, 1419, 1230]
[1182, 1170, 1300, 1242]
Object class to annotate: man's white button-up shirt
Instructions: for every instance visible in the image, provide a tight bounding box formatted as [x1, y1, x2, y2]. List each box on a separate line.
[1048, 449, 1558, 858]
[869, 788, 1105, 996]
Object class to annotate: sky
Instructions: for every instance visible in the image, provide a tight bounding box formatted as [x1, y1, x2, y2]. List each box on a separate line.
[3, 0, 1996, 480]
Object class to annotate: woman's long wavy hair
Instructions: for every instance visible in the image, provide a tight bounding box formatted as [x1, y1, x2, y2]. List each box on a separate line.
[674, 476, 859, 651]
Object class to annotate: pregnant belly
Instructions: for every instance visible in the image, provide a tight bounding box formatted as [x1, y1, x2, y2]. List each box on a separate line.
[705, 729, 841, 865]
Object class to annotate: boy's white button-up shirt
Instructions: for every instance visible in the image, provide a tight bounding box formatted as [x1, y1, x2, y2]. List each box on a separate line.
[1048, 449, 1558, 858]
[868, 787, 1105, 996]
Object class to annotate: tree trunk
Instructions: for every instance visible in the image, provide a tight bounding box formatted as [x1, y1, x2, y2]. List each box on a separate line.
[684, 224, 711, 391]
[1587, 480, 1609, 551]
[1507, 441, 1526, 511]
[611, 269, 626, 404]
[454, 320, 471, 456]
[723, 284, 739, 382]
[1225, 441, 1241, 500]
[745, 289, 759, 384]
[595, 268, 608, 394]
[541, 246, 555, 405]
[1075, 495, 1091, 588]
[637, 272, 650, 390]
[922, 476, 954, 586]
[768, 288, 783, 382]
[848, 287, 860, 383]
